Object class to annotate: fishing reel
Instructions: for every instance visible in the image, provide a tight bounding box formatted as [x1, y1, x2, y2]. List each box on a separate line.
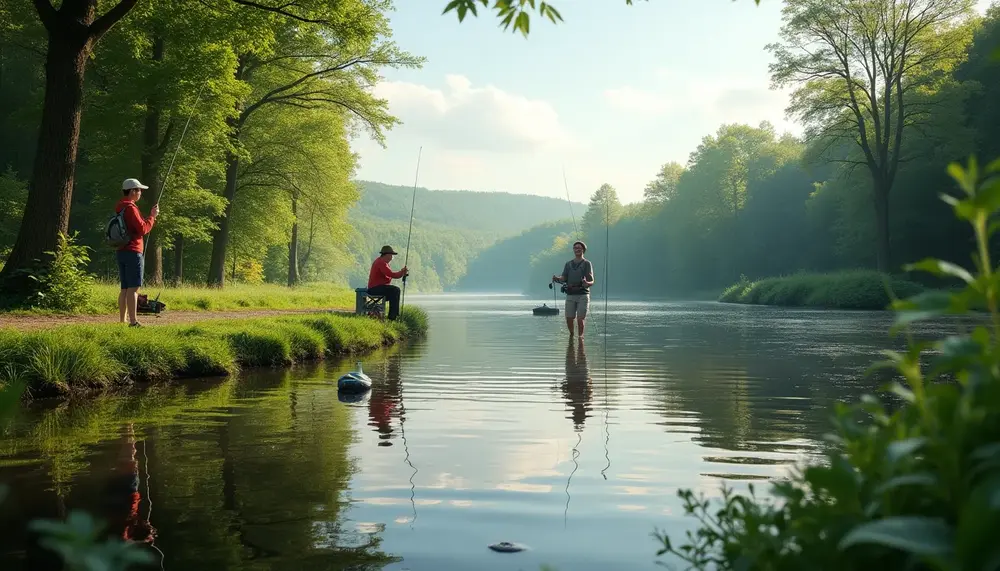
[549, 280, 568, 294]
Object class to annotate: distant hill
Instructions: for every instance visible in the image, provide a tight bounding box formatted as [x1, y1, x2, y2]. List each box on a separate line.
[352, 181, 585, 236]
[455, 220, 577, 293]
[335, 182, 585, 292]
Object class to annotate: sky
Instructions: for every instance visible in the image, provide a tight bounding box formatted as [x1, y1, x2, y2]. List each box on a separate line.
[352, 0, 995, 205]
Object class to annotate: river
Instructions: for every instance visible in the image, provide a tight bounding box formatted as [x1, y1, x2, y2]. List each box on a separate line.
[0, 295, 964, 570]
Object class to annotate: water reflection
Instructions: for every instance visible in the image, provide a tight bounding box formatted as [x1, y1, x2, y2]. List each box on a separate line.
[368, 356, 403, 447]
[561, 338, 592, 431]
[1, 297, 979, 571]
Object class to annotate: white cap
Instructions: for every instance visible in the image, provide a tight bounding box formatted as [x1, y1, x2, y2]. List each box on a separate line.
[122, 178, 149, 191]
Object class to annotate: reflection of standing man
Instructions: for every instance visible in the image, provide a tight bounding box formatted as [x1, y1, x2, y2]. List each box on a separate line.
[562, 338, 593, 431]
[106, 423, 156, 543]
[368, 356, 403, 446]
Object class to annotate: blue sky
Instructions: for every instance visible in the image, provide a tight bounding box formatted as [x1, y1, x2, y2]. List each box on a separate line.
[352, 0, 993, 205]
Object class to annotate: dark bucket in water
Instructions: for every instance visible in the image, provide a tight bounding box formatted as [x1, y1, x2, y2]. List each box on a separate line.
[532, 303, 559, 316]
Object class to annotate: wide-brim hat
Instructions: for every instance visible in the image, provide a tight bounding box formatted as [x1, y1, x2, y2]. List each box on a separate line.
[379, 245, 398, 255]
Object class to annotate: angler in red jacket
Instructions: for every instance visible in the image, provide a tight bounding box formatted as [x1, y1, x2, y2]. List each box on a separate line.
[115, 178, 158, 327]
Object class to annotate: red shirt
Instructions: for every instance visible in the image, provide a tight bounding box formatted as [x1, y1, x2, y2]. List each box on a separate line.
[368, 257, 401, 288]
[115, 198, 156, 253]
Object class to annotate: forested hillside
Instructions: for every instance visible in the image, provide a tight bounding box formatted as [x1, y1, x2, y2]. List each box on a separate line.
[352, 181, 584, 236]
[518, 3, 1000, 301]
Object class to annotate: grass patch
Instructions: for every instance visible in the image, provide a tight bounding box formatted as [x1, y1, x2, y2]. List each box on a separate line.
[1, 282, 356, 316]
[719, 270, 927, 310]
[0, 306, 428, 399]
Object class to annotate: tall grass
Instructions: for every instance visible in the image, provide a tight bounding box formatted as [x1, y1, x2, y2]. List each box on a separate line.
[4, 281, 357, 315]
[0, 306, 428, 398]
[719, 270, 926, 310]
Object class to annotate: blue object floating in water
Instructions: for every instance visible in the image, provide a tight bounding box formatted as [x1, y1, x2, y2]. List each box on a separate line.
[338, 361, 372, 392]
[488, 541, 528, 553]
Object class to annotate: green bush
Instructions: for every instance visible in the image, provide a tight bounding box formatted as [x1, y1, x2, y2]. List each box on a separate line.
[14, 232, 96, 312]
[718, 270, 927, 310]
[656, 156, 1000, 570]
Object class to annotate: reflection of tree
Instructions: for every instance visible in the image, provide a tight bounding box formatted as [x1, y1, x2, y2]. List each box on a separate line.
[0, 366, 401, 570]
[367, 356, 403, 446]
[636, 316, 896, 455]
[561, 338, 593, 431]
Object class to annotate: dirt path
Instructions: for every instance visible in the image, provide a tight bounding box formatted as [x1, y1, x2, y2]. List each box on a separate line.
[0, 307, 353, 332]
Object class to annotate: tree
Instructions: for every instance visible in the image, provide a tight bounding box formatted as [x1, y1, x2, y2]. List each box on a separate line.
[643, 162, 684, 205]
[205, 4, 423, 287]
[582, 183, 622, 236]
[0, 0, 141, 292]
[767, 0, 977, 271]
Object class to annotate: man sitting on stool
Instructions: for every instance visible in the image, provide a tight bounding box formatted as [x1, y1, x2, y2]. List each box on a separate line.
[367, 245, 408, 320]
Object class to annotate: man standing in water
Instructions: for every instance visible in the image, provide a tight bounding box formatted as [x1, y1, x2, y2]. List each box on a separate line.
[552, 241, 595, 339]
[368, 245, 408, 321]
[115, 178, 158, 327]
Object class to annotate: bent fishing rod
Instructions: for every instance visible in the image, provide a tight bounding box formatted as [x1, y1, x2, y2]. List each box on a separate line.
[142, 82, 208, 257]
[401, 146, 422, 312]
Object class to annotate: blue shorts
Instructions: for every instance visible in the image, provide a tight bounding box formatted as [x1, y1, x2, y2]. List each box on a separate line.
[116, 250, 144, 289]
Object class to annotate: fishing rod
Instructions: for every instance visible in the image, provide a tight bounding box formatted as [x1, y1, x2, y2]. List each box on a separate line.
[562, 166, 579, 238]
[142, 82, 208, 257]
[401, 146, 422, 313]
[601, 189, 611, 480]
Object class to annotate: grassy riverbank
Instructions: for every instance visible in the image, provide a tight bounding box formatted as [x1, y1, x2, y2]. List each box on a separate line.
[718, 270, 927, 310]
[1, 282, 356, 315]
[0, 307, 428, 399]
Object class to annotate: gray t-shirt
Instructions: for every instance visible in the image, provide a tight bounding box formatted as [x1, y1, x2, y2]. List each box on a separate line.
[561, 258, 594, 294]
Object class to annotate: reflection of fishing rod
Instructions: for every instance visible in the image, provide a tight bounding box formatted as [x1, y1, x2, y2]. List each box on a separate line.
[564, 430, 581, 529]
[141, 439, 166, 570]
[395, 354, 418, 528]
[401, 147, 422, 313]
[143, 82, 208, 257]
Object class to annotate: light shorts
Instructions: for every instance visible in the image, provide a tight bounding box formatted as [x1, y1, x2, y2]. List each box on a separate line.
[565, 294, 590, 319]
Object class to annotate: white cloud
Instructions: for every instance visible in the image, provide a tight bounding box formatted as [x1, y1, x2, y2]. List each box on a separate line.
[373, 74, 581, 154]
[603, 68, 801, 136]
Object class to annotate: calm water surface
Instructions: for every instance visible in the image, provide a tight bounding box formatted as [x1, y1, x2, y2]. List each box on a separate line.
[0, 295, 965, 570]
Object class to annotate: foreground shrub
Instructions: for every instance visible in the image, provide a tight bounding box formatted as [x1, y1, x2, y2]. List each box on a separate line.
[657, 156, 1000, 570]
[719, 270, 926, 310]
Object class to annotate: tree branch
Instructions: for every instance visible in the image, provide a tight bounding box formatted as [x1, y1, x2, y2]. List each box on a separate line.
[31, 0, 57, 31]
[228, 0, 329, 24]
[89, 0, 141, 41]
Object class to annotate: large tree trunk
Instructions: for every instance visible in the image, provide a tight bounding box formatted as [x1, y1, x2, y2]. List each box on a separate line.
[207, 151, 239, 287]
[873, 180, 891, 273]
[0, 30, 89, 290]
[0, 0, 139, 294]
[287, 189, 299, 287]
[172, 234, 184, 285]
[141, 36, 166, 286]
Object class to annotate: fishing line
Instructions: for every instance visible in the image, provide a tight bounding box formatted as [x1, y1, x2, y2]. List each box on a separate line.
[395, 356, 418, 529]
[143, 82, 209, 257]
[601, 190, 611, 480]
[401, 146, 422, 313]
[563, 430, 582, 529]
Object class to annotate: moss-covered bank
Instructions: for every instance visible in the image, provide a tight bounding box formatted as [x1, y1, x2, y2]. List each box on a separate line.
[718, 270, 926, 310]
[0, 306, 428, 399]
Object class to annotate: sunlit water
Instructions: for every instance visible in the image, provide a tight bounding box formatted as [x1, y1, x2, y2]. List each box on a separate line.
[0, 295, 969, 570]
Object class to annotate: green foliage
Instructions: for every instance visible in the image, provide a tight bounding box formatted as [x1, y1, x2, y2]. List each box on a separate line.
[12, 233, 96, 313]
[0, 310, 428, 397]
[28, 511, 154, 571]
[719, 270, 926, 310]
[654, 154, 1000, 570]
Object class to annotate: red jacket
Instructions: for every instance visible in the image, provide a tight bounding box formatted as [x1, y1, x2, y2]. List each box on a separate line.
[115, 198, 156, 253]
[368, 257, 403, 288]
